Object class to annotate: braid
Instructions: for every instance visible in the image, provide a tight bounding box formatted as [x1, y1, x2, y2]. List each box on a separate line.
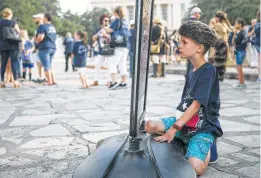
[178, 21, 227, 81]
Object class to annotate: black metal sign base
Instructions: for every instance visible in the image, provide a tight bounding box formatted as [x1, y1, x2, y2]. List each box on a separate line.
[73, 133, 196, 178]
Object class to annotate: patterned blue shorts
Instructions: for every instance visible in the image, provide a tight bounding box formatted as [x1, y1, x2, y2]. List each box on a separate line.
[160, 116, 214, 162]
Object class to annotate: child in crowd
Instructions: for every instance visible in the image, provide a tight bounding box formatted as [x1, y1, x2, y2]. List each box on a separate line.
[72, 31, 89, 88]
[145, 21, 227, 176]
[21, 30, 35, 81]
[233, 19, 248, 88]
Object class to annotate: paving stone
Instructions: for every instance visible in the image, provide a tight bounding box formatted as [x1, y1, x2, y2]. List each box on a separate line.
[83, 130, 128, 143]
[0, 156, 35, 168]
[10, 114, 64, 126]
[225, 135, 260, 147]
[217, 142, 242, 156]
[0, 127, 30, 137]
[20, 137, 74, 148]
[220, 119, 260, 132]
[0, 147, 6, 155]
[30, 124, 71, 137]
[249, 148, 260, 155]
[242, 116, 260, 124]
[222, 100, 249, 105]
[236, 164, 260, 178]
[2, 135, 23, 145]
[22, 109, 58, 116]
[216, 157, 238, 167]
[0, 166, 59, 178]
[220, 107, 259, 117]
[200, 167, 238, 178]
[220, 104, 236, 108]
[231, 153, 260, 162]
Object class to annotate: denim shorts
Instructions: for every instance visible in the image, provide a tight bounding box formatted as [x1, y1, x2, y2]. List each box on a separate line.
[160, 116, 214, 162]
[235, 50, 246, 65]
[38, 49, 56, 71]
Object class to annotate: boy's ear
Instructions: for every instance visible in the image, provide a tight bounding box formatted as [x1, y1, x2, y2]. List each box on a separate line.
[196, 44, 205, 54]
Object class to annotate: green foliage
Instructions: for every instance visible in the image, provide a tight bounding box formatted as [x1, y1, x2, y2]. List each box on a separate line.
[190, 0, 260, 25]
[0, 0, 108, 43]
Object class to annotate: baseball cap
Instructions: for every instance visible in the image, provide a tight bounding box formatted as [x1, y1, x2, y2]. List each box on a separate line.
[190, 7, 202, 15]
[32, 13, 44, 19]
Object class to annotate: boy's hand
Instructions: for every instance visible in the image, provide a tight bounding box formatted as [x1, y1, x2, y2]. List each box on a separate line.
[154, 127, 177, 143]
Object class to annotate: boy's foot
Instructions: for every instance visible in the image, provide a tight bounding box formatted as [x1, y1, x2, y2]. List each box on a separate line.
[233, 83, 246, 89]
[209, 141, 218, 164]
[108, 82, 118, 90]
[150, 74, 157, 78]
[160, 74, 165, 78]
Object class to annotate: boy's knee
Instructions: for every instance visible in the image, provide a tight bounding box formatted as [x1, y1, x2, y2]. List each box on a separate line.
[188, 157, 207, 176]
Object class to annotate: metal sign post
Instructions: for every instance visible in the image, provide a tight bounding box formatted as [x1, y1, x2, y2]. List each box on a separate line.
[73, 0, 196, 177]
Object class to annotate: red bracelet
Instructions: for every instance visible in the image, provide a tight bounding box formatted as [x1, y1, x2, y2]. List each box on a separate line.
[172, 123, 182, 131]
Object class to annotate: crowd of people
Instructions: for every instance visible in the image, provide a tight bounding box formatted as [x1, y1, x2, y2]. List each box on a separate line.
[0, 6, 260, 89]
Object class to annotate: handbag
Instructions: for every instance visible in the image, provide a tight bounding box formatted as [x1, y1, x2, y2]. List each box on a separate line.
[100, 43, 114, 55]
[150, 34, 163, 54]
[110, 18, 127, 47]
[1, 25, 21, 42]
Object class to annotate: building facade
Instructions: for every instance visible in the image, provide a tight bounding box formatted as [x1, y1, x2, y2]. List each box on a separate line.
[90, 0, 192, 31]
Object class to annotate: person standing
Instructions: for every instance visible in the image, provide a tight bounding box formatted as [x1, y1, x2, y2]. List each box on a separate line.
[36, 13, 57, 85]
[63, 32, 75, 72]
[21, 30, 35, 81]
[105, 6, 129, 90]
[72, 31, 89, 88]
[32, 13, 45, 83]
[128, 20, 135, 78]
[232, 19, 248, 88]
[91, 14, 110, 86]
[0, 8, 21, 88]
[247, 19, 258, 68]
[249, 11, 261, 82]
[150, 18, 163, 77]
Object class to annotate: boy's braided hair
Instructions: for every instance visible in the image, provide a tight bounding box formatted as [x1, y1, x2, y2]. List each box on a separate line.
[178, 20, 227, 81]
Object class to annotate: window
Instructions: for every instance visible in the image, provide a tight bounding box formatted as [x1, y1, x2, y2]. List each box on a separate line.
[127, 6, 135, 21]
[161, 4, 168, 21]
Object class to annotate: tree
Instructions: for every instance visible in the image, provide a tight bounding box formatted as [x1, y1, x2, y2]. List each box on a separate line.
[189, 0, 260, 25]
[81, 7, 109, 43]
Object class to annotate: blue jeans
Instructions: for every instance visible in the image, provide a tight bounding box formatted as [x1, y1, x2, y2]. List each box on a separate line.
[1, 50, 19, 81]
[17, 53, 22, 77]
[129, 51, 133, 77]
[39, 49, 56, 71]
[160, 116, 215, 162]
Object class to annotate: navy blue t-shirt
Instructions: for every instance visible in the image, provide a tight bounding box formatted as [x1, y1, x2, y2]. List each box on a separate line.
[235, 30, 247, 51]
[176, 63, 223, 138]
[37, 23, 56, 50]
[63, 37, 74, 54]
[0, 19, 19, 51]
[73, 41, 88, 68]
[110, 18, 129, 47]
[22, 40, 33, 61]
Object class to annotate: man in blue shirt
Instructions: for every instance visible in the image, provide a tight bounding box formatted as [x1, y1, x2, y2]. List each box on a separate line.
[36, 13, 57, 85]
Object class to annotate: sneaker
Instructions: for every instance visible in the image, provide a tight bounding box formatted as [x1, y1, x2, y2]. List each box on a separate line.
[108, 82, 119, 90]
[233, 83, 246, 89]
[118, 83, 127, 89]
[209, 141, 218, 164]
[256, 78, 261, 83]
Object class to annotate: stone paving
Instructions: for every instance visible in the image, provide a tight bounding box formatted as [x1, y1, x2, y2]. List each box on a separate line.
[0, 56, 260, 178]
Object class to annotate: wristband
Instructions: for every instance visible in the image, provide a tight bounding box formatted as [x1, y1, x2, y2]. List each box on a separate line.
[172, 123, 182, 131]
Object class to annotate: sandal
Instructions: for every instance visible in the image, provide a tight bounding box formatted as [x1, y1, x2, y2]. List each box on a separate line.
[0, 82, 6, 88]
[13, 81, 20, 88]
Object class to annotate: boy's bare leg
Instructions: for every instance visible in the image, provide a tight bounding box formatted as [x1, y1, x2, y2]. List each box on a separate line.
[145, 120, 166, 135]
[188, 150, 211, 176]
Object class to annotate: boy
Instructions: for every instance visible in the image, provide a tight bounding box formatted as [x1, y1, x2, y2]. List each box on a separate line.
[146, 21, 227, 176]
[233, 19, 248, 88]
